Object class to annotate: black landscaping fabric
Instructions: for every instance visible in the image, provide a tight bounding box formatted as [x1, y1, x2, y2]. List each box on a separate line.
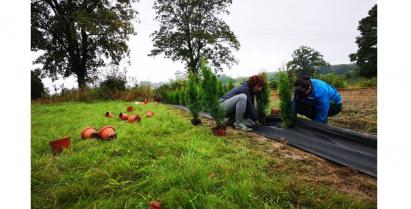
[171, 105, 377, 177]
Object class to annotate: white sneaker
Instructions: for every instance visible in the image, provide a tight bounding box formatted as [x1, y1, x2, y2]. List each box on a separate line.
[234, 122, 253, 132]
[242, 118, 256, 127]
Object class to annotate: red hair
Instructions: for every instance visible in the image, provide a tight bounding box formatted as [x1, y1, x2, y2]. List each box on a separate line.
[248, 75, 266, 87]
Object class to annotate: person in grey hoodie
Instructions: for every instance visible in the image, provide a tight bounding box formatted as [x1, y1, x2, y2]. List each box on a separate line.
[219, 75, 266, 131]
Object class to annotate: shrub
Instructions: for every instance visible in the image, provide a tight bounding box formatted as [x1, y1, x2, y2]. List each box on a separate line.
[186, 73, 202, 120]
[200, 58, 225, 127]
[353, 77, 377, 88]
[269, 78, 278, 89]
[278, 71, 293, 128]
[316, 73, 348, 89]
[227, 79, 235, 92]
[256, 73, 270, 124]
[97, 74, 127, 100]
[217, 80, 224, 97]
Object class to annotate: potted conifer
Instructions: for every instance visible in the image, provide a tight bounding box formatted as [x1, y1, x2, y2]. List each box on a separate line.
[278, 70, 293, 128]
[256, 72, 270, 125]
[200, 58, 226, 136]
[186, 72, 202, 125]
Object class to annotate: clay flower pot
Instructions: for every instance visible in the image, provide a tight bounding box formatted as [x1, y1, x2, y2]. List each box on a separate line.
[191, 118, 201, 126]
[146, 111, 154, 118]
[149, 200, 163, 209]
[119, 112, 129, 120]
[128, 115, 141, 123]
[105, 112, 114, 117]
[80, 127, 99, 139]
[212, 126, 227, 136]
[127, 106, 134, 112]
[271, 108, 280, 115]
[49, 137, 71, 156]
[98, 126, 117, 140]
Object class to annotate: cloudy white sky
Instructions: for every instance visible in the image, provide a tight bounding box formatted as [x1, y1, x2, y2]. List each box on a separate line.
[33, 0, 376, 92]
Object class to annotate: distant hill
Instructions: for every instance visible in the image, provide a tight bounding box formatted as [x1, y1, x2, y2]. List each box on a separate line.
[214, 64, 358, 86]
[317, 64, 358, 75]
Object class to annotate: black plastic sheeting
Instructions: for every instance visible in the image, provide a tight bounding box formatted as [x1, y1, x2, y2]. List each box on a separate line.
[171, 105, 377, 177]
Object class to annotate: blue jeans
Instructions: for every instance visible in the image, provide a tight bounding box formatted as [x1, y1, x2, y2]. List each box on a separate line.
[219, 93, 255, 126]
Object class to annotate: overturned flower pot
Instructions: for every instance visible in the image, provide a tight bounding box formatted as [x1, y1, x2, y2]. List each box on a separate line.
[80, 127, 99, 139]
[98, 126, 117, 141]
[49, 137, 71, 156]
[119, 112, 129, 120]
[128, 115, 141, 123]
[146, 110, 154, 118]
[212, 126, 227, 136]
[127, 106, 134, 112]
[105, 112, 114, 118]
[191, 118, 201, 126]
[149, 200, 162, 209]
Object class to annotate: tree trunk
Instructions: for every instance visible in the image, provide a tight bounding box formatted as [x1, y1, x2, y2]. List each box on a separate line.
[76, 69, 87, 90]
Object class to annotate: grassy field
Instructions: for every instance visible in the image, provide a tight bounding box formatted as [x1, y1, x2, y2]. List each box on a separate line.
[269, 88, 377, 134]
[32, 101, 376, 208]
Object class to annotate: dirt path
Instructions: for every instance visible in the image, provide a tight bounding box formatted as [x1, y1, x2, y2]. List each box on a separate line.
[173, 106, 377, 202]
[270, 88, 377, 134]
[233, 129, 377, 202]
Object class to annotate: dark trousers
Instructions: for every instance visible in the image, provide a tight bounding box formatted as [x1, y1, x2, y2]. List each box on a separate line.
[296, 102, 342, 120]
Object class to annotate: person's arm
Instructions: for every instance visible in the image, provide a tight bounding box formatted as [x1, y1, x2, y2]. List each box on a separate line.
[245, 93, 258, 121]
[291, 97, 298, 121]
[313, 95, 330, 124]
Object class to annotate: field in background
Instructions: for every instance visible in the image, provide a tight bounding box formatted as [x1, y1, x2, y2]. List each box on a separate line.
[269, 88, 377, 134]
[31, 101, 376, 208]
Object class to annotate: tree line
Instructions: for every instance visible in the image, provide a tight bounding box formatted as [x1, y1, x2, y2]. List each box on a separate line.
[31, 0, 377, 99]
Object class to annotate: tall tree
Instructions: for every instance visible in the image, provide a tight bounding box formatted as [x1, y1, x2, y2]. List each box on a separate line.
[31, 70, 46, 100]
[31, 0, 138, 89]
[149, 0, 240, 74]
[350, 5, 377, 78]
[286, 46, 329, 78]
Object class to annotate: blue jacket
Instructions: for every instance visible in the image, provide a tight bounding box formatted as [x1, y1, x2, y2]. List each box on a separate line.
[219, 81, 258, 121]
[292, 79, 342, 124]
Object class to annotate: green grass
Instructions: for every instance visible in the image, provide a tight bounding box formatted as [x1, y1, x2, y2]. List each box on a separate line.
[32, 101, 375, 208]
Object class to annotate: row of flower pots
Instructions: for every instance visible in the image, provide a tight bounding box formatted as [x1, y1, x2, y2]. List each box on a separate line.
[49, 125, 117, 156]
[115, 110, 154, 122]
[49, 104, 157, 156]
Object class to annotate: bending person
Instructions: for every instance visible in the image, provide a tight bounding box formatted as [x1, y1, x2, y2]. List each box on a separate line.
[219, 75, 266, 131]
[292, 75, 343, 124]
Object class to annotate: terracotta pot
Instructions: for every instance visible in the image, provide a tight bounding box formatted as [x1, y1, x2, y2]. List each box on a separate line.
[98, 126, 117, 140]
[105, 112, 114, 117]
[212, 126, 227, 136]
[271, 108, 280, 115]
[80, 127, 98, 139]
[49, 137, 71, 156]
[119, 112, 129, 120]
[149, 201, 162, 209]
[127, 106, 134, 112]
[191, 118, 201, 126]
[128, 115, 141, 123]
[146, 111, 154, 118]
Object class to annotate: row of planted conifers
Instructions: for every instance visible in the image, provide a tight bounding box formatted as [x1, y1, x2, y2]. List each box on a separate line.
[161, 58, 294, 136]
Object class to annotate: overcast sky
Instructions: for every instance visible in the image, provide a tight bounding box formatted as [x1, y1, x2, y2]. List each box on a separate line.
[34, 0, 376, 92]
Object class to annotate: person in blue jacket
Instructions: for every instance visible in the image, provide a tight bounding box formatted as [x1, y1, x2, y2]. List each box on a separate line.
[219, 75, 266, 131]
[292, 75, 342, 124]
